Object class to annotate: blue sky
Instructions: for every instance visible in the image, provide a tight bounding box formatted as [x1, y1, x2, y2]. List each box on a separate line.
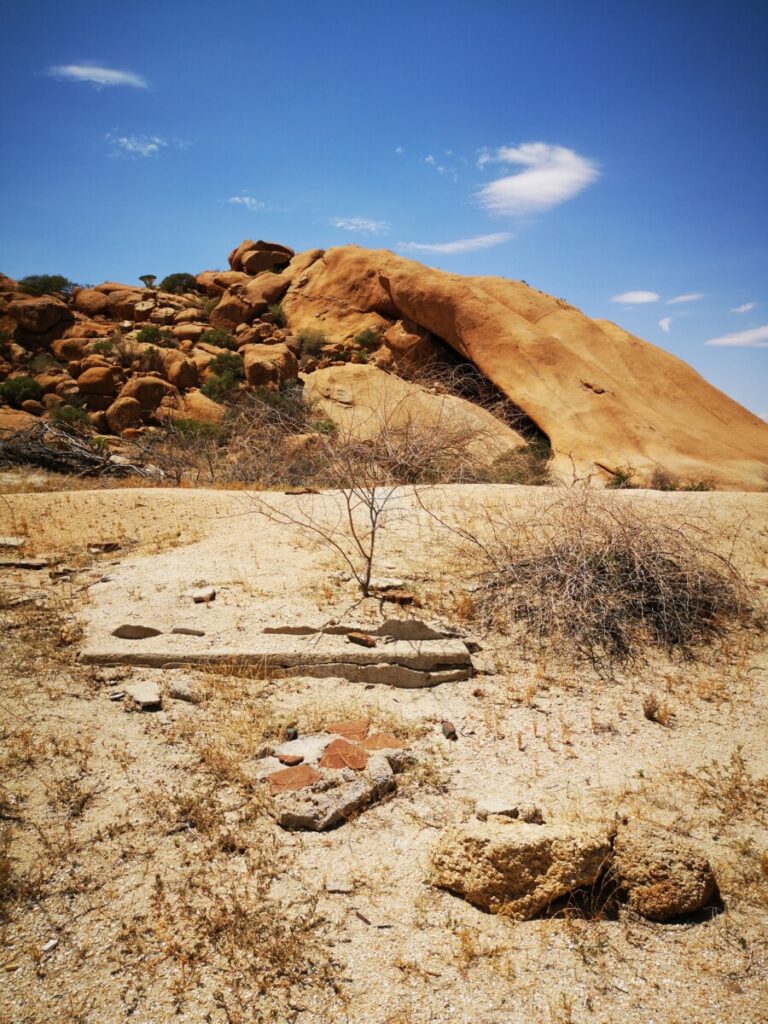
[1, 0, 766, 416]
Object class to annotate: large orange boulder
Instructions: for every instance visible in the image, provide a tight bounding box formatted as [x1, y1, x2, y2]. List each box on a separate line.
[209, 290, 255, 330]
[160, 349, 198, 390]
[7, 295, 73, 338]
[74, 289, 110, 316]
[283, 247, 768, 489]
[161, 389, 226, 425]
[228, 239, 294, 273]
[106, 396, 142, 434]
[77, 365, 118, 396]
[242, 343, 298, 388]
[0, 408, 38, 432]
[195, 270, 251, 296]
[120, 375, 178, 413]
[106, 290, 143, 319]
[304, 363, 526, 468]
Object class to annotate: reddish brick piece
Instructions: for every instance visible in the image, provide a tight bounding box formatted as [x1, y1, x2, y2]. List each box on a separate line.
[277, 754, 304, 767]
[361, 732, 405, 751]
[377, 589, 420, 607]
[267, 764, 322, 793]
[319, 738, 368, 771]
[327, 718, 370, 742]
[347, 631, 377, 648]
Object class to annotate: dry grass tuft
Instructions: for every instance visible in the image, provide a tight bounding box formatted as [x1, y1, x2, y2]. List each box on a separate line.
[460, 490, 752, 672]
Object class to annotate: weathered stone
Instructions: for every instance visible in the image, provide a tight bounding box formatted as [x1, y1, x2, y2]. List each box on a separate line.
[277, 754, 304, 767]
[327, 719, 370, 742]
[106, 396, 142, 434]
[347, 631, 377, 648]
[167, 678, 202, 704]
[441, 721, 458, 740]
[430, 820, 611, 918]
[111, 624, 163, 639]
[242, 343, 298, 388]
[125, 681, 162, 710]
[273, 735, 331, 765]
[475, 798, 545, 824]
[267, 764, 322, 794]
[192, 586, 216, 604]
[275, 759, 395, 831]
[74, 288, 110, 316]
[171, 626, 206, 637]
[611, 823, 718, 921]
[77, 365, 117, 396]
[360, 732, 405, 751]
[320, 738, 368, 771]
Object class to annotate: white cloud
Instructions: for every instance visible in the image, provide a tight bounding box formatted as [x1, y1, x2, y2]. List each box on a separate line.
[731, 301, 757, 314]
[475, 142, 599, 216]
[424, 154, 436, 165]
[397, 232, 512, 255]
[395, 146, 404, 155]
[333, 217, 389, 234]
[658, 317, 672, 333]
[703, 325, 768, 348]
[666, 292, 704, 305]
[610, 290, 660, 304]
[105, 133, 166, 157]
[227, 195, 265, 211]
[48, 62, 147, 89]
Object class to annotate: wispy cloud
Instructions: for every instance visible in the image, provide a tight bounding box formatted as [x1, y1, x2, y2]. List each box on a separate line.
[333, 217, 389, 234]
[658, 317, 672, 333]
[610, 290, 660, 304]
[667, 292, 704, 305]
[395, 146, 404, 155]
[704, 325, 768, 348]
[397, 232, 512, 255]
[226, 195, 265, 211]
[475, 142, 599, 216]
[731, 301, 757, 314]
[105, 133, 165, 157]
[48, 62, 147, 89]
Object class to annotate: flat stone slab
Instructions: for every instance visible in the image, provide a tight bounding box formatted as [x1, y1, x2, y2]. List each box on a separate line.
[79, 636, 473, 686]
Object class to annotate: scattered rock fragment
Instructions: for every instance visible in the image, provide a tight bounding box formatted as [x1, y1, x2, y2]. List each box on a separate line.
[347, 631, 377, 648]
[191, 586, 216, 604]
[88, 541, 121, 554]
[320, 738, 368, 771]
[475, 798, 544, 823]
[0, 557, 48, 570]
[111, 624, 163, 640]
[430, 820, 611, 918]
[325, 877, 355, 894]
[441, 721, 458, 741]
[167, 678, 202, 704]
[611, 822, 718, 921]
[277, 754, 304, 767]
[171, 626, 206, 637]
[124, 681, 162, 710]
[327, 719, 370, 742]
[267, 764, 322, 794]
[360, 732, 405, 751]
[274, 735, 331, 765]
[0, 536, 26, 549]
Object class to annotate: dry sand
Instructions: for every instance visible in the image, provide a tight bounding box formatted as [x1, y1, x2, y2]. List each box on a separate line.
[1, 484, 767, 1023]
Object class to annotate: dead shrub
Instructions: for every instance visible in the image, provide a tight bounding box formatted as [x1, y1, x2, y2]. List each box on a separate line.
[455, 490, 751, 671]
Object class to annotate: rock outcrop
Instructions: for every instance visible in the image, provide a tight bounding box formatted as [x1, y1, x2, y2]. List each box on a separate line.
[429, 819, 611, 918]
[283, 247, 768, 489]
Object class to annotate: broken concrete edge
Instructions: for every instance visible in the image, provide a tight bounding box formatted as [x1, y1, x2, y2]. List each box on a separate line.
[79, 650, 472, 687]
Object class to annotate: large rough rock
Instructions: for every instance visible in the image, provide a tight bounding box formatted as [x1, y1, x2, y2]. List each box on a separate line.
[7, 295, 74, 339]
[160, 349, 198, 390]
[119, 376, 178, 414]
[611, 823, 718, 921]
[77, 365, 118, 396]
[160, 389, 226, 425]
[0, 408, 38, 433]
[282, 247, 768, 489]
[209, 290, 255, 330]
[429, 820, 611, 918]
[106, 290, 143, 319]
[74, 289, 110, 317]
[244, 273, 290, 307]
[228, 239, 295, 273]
[242, 343, 298, 388]
[303, 363, 526, 465]
[195, 270, 251, 296]
[106, 396, 143, 434]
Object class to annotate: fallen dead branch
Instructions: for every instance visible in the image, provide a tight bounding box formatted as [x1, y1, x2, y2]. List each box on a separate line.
[0, 422, 158, 479]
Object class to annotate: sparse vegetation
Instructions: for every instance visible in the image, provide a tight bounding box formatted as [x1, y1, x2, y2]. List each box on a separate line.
[199, 327, 237, 350]
[297, 327, 327, 357]
[158, 271, 197, 294]
[201, 352, 244, 402]
[17, 274, 75, 297]
[456, 489, 750, 671]
[0, 375, 43, 408]
[135, 324, 174, 346]
[268, 302, 286, 327]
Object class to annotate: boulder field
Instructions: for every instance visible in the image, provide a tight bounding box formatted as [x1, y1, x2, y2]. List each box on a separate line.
[1, 240, 766, 488]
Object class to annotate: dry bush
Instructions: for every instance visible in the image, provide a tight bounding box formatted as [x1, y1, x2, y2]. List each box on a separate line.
[447, 489, 751, 671]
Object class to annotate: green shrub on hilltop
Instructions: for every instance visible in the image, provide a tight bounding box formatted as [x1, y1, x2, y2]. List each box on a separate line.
[136, 325, 174, 346]
[18, 274, 76, 297]
[158, 272, 198, 295]
[201, 352, 244, 403]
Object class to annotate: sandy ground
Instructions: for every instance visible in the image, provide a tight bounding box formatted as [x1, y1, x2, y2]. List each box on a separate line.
[1, 484, 767, 1024]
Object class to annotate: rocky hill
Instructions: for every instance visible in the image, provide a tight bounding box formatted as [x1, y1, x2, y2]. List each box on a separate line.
[1, 240, 766, 488]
